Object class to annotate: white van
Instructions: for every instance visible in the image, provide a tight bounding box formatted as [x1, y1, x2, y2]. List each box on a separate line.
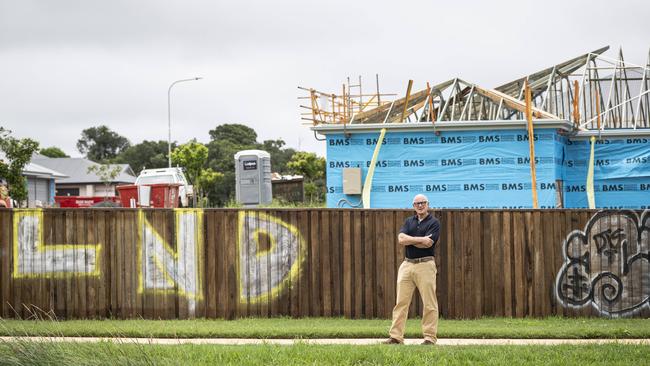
[135, 167, 193, 207]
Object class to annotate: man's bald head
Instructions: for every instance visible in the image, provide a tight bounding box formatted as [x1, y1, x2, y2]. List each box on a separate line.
[412, 194, 428, 205]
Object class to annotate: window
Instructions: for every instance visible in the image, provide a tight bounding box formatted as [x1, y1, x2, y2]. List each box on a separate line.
[57, 188, 80, 196]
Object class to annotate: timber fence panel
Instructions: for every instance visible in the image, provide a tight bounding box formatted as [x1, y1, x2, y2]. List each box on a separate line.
[0, 210, 11, 317]
[1, 208, 648, 319]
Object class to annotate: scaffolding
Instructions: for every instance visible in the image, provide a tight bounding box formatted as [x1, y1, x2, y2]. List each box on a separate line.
[299, 46, 650, 130]
[298, 75, 396, 125]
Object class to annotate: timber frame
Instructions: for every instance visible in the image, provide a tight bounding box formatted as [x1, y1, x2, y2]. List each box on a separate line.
[302, 46, 650, 132]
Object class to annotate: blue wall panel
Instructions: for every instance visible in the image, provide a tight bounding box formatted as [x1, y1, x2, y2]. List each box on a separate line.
[563, 137, 650, 209]
[325, 130, 650, 209]
[326, 129, 564, 209]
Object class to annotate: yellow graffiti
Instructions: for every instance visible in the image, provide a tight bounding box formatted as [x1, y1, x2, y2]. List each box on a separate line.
[238, 211, 305, 304]
[10, 208, 305, 307]
[137, 209, 203, 300]
[12, 209, 102, 278]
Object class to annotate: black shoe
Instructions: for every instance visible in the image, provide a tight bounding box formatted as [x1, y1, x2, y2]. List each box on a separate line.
[421, 340, 436, 345]
[382, 338, 402, 345]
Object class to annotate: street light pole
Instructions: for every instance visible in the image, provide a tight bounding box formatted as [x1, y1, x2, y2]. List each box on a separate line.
[168, 77, 202, 167]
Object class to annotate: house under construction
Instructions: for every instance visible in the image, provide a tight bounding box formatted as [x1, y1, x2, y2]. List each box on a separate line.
[301, 46, 650, 209]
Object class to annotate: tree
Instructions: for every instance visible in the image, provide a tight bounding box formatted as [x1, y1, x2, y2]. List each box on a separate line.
[287, 152, 326, 203]
[114, 140, 171, 175]
[205, 127, 258, 206]
[209, 124, 258, 145]
[77, 125, 130, 162]
[39, 146, 69, 158]
[172, 140, 223, 207]
[0, 128, 40, 206]
[87, 164, 122, 200]
[202, 124, 305, 206]
[260, 139, 296, 174]
[195, 169, 222, 207]
[287, 151, 325, 181]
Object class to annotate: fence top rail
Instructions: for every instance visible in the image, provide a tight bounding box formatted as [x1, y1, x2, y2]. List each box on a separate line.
[2, 207, 639, 214]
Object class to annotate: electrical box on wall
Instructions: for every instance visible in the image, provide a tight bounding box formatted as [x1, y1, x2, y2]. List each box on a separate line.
[342, 168, 362, 195]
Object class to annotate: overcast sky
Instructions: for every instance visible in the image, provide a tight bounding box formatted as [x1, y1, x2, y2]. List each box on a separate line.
[1, 0, 647, 158]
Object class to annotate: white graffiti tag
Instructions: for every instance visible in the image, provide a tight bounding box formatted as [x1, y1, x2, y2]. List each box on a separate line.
[239, 212, 303, 302]
[139, 210, 203, 313]
[13, 210, 101, 278]
[555, 210, 650, 316]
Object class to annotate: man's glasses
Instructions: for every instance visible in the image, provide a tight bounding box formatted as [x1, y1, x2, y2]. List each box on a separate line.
[413, 201, 428, 206]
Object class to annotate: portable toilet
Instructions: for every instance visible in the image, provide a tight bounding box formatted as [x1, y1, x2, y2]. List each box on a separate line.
[234, 150, 272, 207]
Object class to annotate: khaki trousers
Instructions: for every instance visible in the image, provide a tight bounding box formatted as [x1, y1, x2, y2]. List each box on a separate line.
[388, 260, 438, 342]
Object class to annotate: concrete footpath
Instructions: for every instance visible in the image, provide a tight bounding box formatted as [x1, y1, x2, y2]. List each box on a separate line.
[1, 337, 648, 346]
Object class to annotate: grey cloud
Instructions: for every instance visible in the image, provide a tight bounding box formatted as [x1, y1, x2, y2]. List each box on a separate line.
[0, 0, 648, 158]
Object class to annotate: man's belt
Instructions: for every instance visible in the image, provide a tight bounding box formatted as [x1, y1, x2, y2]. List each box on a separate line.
[404, 256, 434, 264]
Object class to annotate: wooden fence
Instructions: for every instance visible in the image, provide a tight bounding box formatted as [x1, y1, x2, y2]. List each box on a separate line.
[0, 208, 648, 319]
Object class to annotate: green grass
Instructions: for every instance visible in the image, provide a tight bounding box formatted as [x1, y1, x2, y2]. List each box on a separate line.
[1, 317, 649, 339]
[0, 342, 648, 366]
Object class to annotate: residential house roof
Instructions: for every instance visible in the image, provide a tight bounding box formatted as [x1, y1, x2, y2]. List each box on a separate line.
[32, 155, 136, 184]
[0, 152, 67, 179]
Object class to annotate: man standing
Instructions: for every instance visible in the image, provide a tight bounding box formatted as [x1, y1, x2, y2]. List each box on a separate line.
[383, 194, 440, 345]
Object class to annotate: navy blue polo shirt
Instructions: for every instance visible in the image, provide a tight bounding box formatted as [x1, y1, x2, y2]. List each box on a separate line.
[399, 213, 440, 259]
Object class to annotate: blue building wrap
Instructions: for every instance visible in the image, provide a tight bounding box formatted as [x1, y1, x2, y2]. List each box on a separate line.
[325, 130, 650, 209]
[563, 137, 650, 209]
